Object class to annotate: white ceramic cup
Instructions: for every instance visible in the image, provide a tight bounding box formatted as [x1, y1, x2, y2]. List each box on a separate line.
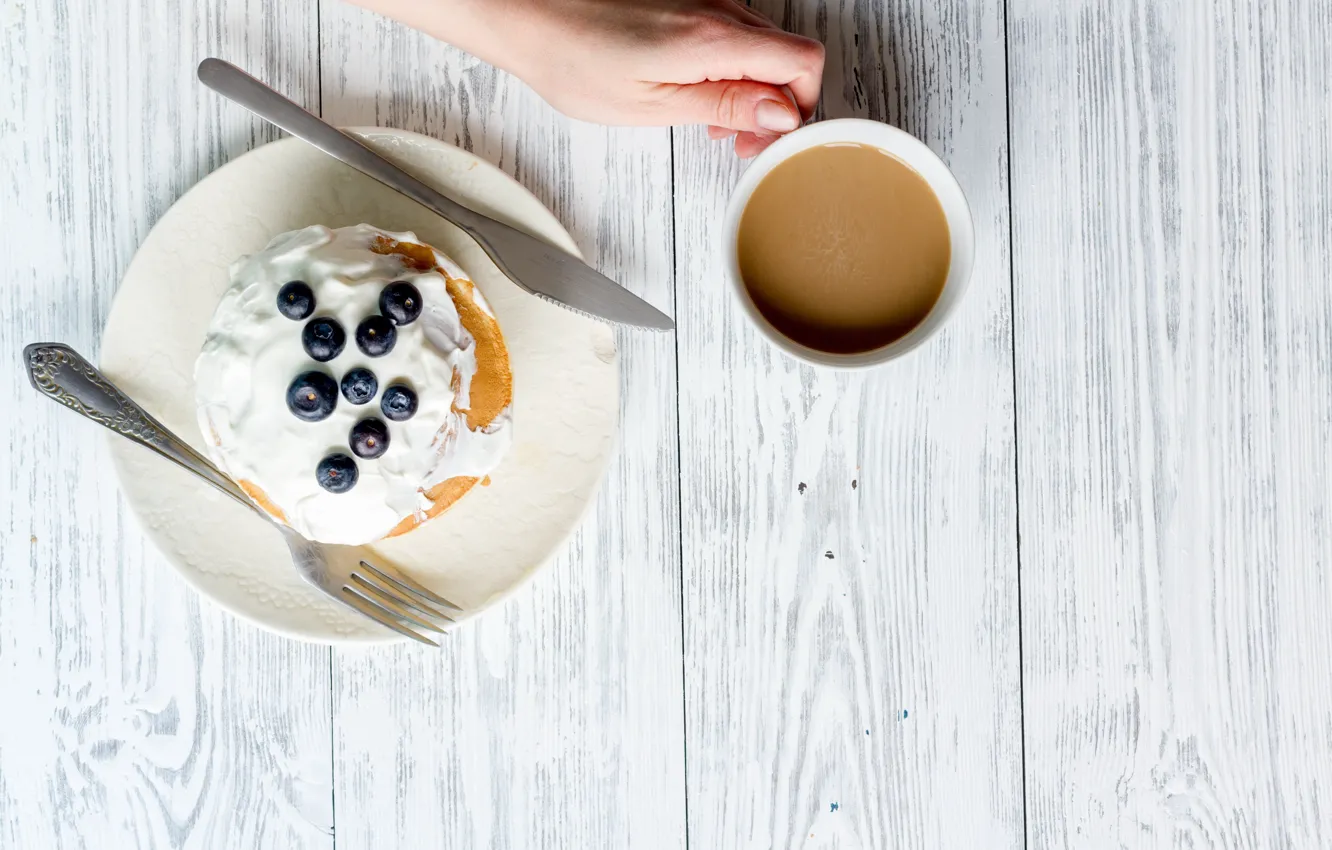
[721, 118, 975, 369]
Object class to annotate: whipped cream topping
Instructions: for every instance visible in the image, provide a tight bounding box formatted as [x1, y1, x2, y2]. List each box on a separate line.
[194, 224, 512, 545]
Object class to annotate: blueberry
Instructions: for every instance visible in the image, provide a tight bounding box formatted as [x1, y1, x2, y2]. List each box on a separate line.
[349, 417, 390, 459]
[340, 367, 378, 405]
[380, 384, 418, 421]
[286, 371, 338, 421]
[316, 453, 358, 493]
[356, 315, 397, 357]
[277, 281, 315, 320]
[302, 317, 346, 362]
[379, 281, 423, 325]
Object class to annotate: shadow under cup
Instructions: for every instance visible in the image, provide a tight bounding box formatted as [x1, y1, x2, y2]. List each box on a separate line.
[723, 119, 975, 369]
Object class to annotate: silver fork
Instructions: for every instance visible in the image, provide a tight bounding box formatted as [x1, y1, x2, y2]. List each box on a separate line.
[23, 342, 458, 646]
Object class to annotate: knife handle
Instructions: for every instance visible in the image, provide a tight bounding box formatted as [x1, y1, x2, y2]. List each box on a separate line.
[197, 58, 675, 330]
[197, 58, 486, 236]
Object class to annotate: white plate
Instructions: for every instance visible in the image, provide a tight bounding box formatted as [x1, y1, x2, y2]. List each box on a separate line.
[101, 129, 619, 644]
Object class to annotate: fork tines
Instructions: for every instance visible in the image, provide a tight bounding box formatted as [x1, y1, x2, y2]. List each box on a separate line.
[339, 560, 464, 646]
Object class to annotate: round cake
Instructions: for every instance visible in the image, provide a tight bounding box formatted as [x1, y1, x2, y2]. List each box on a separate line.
[194, 223, 513, 545]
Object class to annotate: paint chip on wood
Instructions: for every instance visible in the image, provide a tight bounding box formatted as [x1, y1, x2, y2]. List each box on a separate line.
[30, 535, 37, 544]
[852, 479, 857, 489]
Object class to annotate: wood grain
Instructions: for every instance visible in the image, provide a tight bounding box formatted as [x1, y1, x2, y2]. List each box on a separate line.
[0, 0, 333, 848]
[1008, 0, 1332, 845]
[11, 0, 1332, 844]
[317, 4, 686, 848]
[672, 0, 1022, 846]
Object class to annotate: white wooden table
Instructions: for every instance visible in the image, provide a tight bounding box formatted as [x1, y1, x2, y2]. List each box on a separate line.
[3, 0, 1330, 846]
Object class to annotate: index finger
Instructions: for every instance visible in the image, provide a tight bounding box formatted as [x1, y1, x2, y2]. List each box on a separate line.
[706, 23, 826, 119]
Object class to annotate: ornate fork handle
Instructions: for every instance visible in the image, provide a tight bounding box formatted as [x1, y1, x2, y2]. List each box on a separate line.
[23, 342, 257, 513]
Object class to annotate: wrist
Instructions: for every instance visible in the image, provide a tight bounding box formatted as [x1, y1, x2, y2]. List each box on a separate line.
[353, 0, 531, 76]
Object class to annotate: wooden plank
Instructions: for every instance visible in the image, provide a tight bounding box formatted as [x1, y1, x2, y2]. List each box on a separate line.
[672, 0, 1022, 846]
[1009, 0, 1332, 845]
[317, 5, 685, 848]
[0, 1, 332, 848]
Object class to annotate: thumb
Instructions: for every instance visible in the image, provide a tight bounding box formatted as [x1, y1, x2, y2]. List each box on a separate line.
[658, 80, 800, 134]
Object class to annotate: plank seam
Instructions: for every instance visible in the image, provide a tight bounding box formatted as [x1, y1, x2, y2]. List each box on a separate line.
[1000, 0, 1030, 845]
[668, 125, 692, 850]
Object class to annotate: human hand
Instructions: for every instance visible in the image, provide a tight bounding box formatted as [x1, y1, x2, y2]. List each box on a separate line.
[358, 0, 825, 157]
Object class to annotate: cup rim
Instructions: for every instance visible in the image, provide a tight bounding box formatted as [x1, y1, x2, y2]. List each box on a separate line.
[721, 118, 976, 370]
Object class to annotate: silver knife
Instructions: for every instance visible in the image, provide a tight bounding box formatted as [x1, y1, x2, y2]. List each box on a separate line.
[197, 58, 673, 331]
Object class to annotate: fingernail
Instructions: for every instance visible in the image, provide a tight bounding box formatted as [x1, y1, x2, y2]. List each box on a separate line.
[755, 99, 799, 133]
